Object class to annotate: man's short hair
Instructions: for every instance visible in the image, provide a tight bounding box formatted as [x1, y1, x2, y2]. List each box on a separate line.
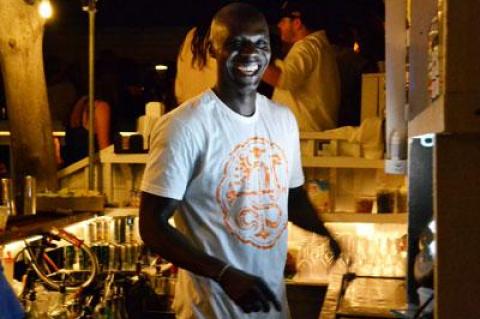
[280, 0, 329, 31]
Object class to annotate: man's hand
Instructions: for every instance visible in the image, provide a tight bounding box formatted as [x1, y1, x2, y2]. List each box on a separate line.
[218, 267, 281, 314]
[289, 186, 342, 261]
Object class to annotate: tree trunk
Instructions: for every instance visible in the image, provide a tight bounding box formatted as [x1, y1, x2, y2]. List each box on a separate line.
[0, 0, 58, 213]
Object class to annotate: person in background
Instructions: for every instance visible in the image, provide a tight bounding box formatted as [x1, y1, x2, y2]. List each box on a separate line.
[140, 3, 340, 318]
[174, 3, 220, 105]
[263, 0, 340, 132]
[60, 80, 113, 167]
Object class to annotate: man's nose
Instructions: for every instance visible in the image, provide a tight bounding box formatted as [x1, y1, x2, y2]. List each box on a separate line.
[239, 42, 256, 55]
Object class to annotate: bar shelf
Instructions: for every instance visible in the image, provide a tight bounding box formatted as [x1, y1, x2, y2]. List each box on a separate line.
[0, 211, 96, 245]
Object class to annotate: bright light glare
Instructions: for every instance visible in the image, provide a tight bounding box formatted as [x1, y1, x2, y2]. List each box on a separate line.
[119, 132, 137, 137]
[3, 235, 42, 256]
[155, 65, 168, 71]
[38, 0, 53, 19]
[355, 223, 375, 238]
[428, 220, 436, 233]
[429, 240, 436, 258]
[353, 41, 360, 53]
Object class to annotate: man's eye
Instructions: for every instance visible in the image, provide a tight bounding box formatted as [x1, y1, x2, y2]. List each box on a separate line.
[256, 41, 269, 49]
[229, 41, 243, 49]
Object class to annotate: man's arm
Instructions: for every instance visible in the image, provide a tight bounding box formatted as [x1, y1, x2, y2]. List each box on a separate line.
[264, 42, 315, 91]
[288, 186, 341, 259]
[139, 192, 225, 278]
[139, 192, 281, 313]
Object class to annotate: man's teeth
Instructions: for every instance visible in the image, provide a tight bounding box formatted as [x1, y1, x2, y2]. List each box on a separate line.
[237, 64, 259, 74]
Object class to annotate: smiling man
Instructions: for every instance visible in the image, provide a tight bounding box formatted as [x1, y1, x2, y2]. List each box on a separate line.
[140, 3, 339, 318]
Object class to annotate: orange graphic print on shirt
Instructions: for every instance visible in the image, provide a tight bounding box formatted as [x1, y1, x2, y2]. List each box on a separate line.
[216, 137, 289, 249]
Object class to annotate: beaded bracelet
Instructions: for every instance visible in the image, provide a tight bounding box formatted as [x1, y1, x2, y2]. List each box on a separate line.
[216, 264, 231, 282]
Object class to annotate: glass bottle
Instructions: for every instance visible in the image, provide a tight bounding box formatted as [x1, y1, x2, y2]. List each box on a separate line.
[48, 284, 70, 319]
[25, 290, 41, 319]
[117, 287, 128, 319]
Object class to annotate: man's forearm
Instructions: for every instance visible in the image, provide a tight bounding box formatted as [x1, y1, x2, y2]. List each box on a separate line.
[146, 223, 226, 279]
[288, 186, 332, 238]
[288, 186, 341, 259]
[140, 194, 227, 280]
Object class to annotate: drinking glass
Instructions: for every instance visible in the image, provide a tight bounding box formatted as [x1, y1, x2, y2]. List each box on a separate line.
[1, 178, 16, 216]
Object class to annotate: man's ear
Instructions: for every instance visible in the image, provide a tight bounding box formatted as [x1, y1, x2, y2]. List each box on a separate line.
[293, 17, 303, 30]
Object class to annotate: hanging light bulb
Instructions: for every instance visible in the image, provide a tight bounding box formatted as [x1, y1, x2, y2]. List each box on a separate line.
[38, 0, 53, 19]
[353, 41, 360, 53]
[155, 64, 168, 71]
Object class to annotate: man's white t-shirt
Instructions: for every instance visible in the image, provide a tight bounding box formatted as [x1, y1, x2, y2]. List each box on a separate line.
[272, 30, 340, 132]
[141, 90, 304, 319]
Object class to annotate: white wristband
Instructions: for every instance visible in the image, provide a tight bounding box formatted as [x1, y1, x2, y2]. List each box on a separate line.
[216, 264, 231, 282]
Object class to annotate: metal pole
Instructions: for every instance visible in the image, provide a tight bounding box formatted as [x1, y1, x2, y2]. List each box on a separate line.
[385, 0, 408, 175]
[87, 0, 96, 190]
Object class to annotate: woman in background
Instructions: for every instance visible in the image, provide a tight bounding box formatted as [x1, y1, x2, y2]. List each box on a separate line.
[60, 79, 115, 167]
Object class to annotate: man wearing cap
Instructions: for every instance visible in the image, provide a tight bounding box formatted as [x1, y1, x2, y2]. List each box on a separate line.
[140, 2, 339, 319]
[263, 0, 340, 132]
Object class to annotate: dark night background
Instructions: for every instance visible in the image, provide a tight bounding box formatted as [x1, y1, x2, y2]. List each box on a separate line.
[50, 0, 384, 27]
[40, 0, 384, 108]
[44, 0, 385, 65]
[1, 0, 386, 129]
[0, 0, 385, 174]
[1, 0, 386, 118]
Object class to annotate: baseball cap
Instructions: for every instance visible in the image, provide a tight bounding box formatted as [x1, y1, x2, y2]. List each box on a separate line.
[279, 0, 328, 30]
[279, 1, 303, 19]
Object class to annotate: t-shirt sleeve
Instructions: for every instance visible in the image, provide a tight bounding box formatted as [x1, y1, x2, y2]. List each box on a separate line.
[287, 111, 305, 188]
[140, 116, 199, 200]
[276, 41, 316, 91]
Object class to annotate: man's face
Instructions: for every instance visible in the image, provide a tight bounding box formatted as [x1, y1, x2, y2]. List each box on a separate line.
[277, 15, 299, 45]
[212, 18, 271, 94]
